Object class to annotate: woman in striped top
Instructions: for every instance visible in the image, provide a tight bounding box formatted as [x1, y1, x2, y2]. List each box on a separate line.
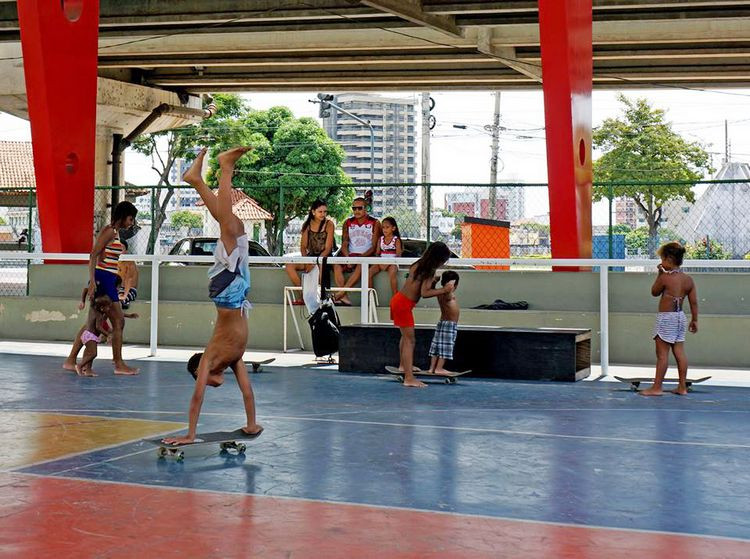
[64, 201, 139, 376]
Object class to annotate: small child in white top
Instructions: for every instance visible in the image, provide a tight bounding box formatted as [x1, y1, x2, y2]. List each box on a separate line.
[369, 216, 402, 295]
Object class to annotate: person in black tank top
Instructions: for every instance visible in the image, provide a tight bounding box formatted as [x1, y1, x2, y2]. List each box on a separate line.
[285, 199, 335, 304]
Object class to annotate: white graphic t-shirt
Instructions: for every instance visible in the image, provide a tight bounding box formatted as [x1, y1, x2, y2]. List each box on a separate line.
[345, 216, 378, 254]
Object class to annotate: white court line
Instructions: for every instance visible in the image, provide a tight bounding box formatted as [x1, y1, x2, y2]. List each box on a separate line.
[47, 446, 160, 476]
[9, 406, 750, 416]
[5, 408, 750, 449]
[6, 471, 750, 545]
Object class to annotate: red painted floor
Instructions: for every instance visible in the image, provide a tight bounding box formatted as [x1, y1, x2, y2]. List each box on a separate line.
[2, 473, 749, 559]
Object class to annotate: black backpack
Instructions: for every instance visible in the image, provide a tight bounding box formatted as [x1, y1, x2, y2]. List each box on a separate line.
[308, 257, 341, 357]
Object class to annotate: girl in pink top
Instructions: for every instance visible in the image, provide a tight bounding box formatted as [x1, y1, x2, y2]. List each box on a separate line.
[369, 216, 403, 295]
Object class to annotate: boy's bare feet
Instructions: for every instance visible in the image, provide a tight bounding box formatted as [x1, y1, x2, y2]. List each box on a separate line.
[403, 375, 427, 388]
[639, 387, 663, 396]
[62, 360, 77, 372]
[182, 147, 207, 185]
[398, 366, 421, 373]
[75, 365, 98, 377]
[671, 387, 688, 395]
[241, 424, 264, 436]
[114, 362, 139, 376]
[433, 368, 456, 376]
[217, 146, 252, 169]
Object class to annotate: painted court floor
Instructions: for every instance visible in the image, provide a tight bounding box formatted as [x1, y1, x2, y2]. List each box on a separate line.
[1, 352, 749, 558]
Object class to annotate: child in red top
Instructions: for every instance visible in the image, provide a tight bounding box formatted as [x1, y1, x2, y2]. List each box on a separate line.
[389, 241, 455, 388]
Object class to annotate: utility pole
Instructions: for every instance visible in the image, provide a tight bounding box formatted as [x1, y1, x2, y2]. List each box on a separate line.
[313, 94, 374, 184]
[488, 91, 501, 220]
[420, 92, 431, 239]
[724, 119, 731, 164]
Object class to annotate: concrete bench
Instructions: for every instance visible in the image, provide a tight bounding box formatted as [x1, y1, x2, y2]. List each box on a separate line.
[339, 323, 591, 382]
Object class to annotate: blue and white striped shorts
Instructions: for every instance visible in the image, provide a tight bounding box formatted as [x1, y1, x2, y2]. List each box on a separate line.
[653, 311, 687, 344]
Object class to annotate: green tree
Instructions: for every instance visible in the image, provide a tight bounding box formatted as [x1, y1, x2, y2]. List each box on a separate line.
[609, 223, 632, 235]
[171, 210, 202, 230]
[386, 208, 421, 238]
[593, 94, 713, 256]
[625, 226, 682, 255]
[686, 237, 730, 260]
[204, 107, 353, 254]
[130, 94, 250, 253]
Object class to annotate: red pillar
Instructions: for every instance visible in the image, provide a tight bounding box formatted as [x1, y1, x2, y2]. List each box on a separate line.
[538, 0, 593, 261]
[17, 1, 99, 253]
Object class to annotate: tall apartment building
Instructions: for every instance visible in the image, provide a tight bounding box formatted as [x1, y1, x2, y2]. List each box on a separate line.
[615, 197, 639, 229]
[321, 93, 417, 217]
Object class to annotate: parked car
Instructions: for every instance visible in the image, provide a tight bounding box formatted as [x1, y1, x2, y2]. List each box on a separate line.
[168, 237, 276, 266]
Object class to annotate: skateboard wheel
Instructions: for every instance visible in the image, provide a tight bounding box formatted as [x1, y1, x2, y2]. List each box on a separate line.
[157, 447, 167, 458]
[176, 452, 185, 461]
[447, 377, 457, 384]
[220, 442, 229, 450]
[398, 375, 405, 383]
[237, 444, 247, 453]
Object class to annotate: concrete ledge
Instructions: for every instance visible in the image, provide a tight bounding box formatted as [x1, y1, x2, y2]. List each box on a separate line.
[339, 323, 591, 381]
[1, 296, 748, 366]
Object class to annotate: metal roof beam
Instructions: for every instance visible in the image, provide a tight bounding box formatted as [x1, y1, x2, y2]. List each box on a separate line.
[476, 28, 542, 81]
[360, 0, 464, 38]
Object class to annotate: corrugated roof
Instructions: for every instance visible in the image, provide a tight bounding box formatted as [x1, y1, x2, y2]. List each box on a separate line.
[196, 188, 273, 221]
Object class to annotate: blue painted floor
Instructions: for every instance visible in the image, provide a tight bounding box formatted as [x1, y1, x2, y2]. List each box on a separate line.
[3, 353, 750, 542]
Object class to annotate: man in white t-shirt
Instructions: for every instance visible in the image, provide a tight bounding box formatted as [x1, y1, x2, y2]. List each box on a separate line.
[333, 197, 381, 306]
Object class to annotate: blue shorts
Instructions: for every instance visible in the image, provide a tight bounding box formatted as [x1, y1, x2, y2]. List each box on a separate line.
[210, 274, 250, 310]
[94, 269, 119, 303]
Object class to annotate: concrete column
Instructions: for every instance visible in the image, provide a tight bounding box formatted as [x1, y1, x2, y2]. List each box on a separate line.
[538, 0, 593, 261]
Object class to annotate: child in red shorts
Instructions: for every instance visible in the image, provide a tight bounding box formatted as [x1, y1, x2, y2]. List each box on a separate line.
[390, 241, 455, 388]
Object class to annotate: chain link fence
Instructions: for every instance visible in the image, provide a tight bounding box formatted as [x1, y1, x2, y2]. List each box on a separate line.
[2, 178, 750, 295]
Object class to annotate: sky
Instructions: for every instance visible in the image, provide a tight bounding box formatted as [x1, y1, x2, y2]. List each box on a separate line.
[2, 87, 749, 225]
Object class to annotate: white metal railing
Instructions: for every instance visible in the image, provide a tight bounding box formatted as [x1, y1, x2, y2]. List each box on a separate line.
[1, 251, 748, 375]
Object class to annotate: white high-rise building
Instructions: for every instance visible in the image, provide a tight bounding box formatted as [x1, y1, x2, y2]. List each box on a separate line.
[321, 93, 417, 217]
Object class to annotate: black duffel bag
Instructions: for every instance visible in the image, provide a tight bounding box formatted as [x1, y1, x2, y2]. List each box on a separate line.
[308, 257, 341, 357]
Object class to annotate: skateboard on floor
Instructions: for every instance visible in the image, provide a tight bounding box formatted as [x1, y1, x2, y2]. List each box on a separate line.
[248, 358, 275, 373]
[188, 353, 275, 374]
[385, 366, 471, 385]
[146, 428, 263, 461]
[614, 376, 711, 392]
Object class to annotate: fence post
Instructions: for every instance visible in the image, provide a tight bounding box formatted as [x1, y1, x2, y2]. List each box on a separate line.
[26, 190, 33, 296]
[607, 182, 613, 259]
[277, 185, 285, 255]
[148, 186, 156, 255]
[599, 263, 609, 377]
[149, 255, 160, 356]
[426, 183, 432, 244]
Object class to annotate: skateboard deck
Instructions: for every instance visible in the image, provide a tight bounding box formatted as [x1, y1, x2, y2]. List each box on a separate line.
[248, 358, 275, 373]
[146, 428, 263, 461]
[614, 376, 711, 392]
[385, 366, 470, 384]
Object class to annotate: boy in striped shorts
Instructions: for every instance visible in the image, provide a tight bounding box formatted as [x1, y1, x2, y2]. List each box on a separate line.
[428, 271, 460, 375]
